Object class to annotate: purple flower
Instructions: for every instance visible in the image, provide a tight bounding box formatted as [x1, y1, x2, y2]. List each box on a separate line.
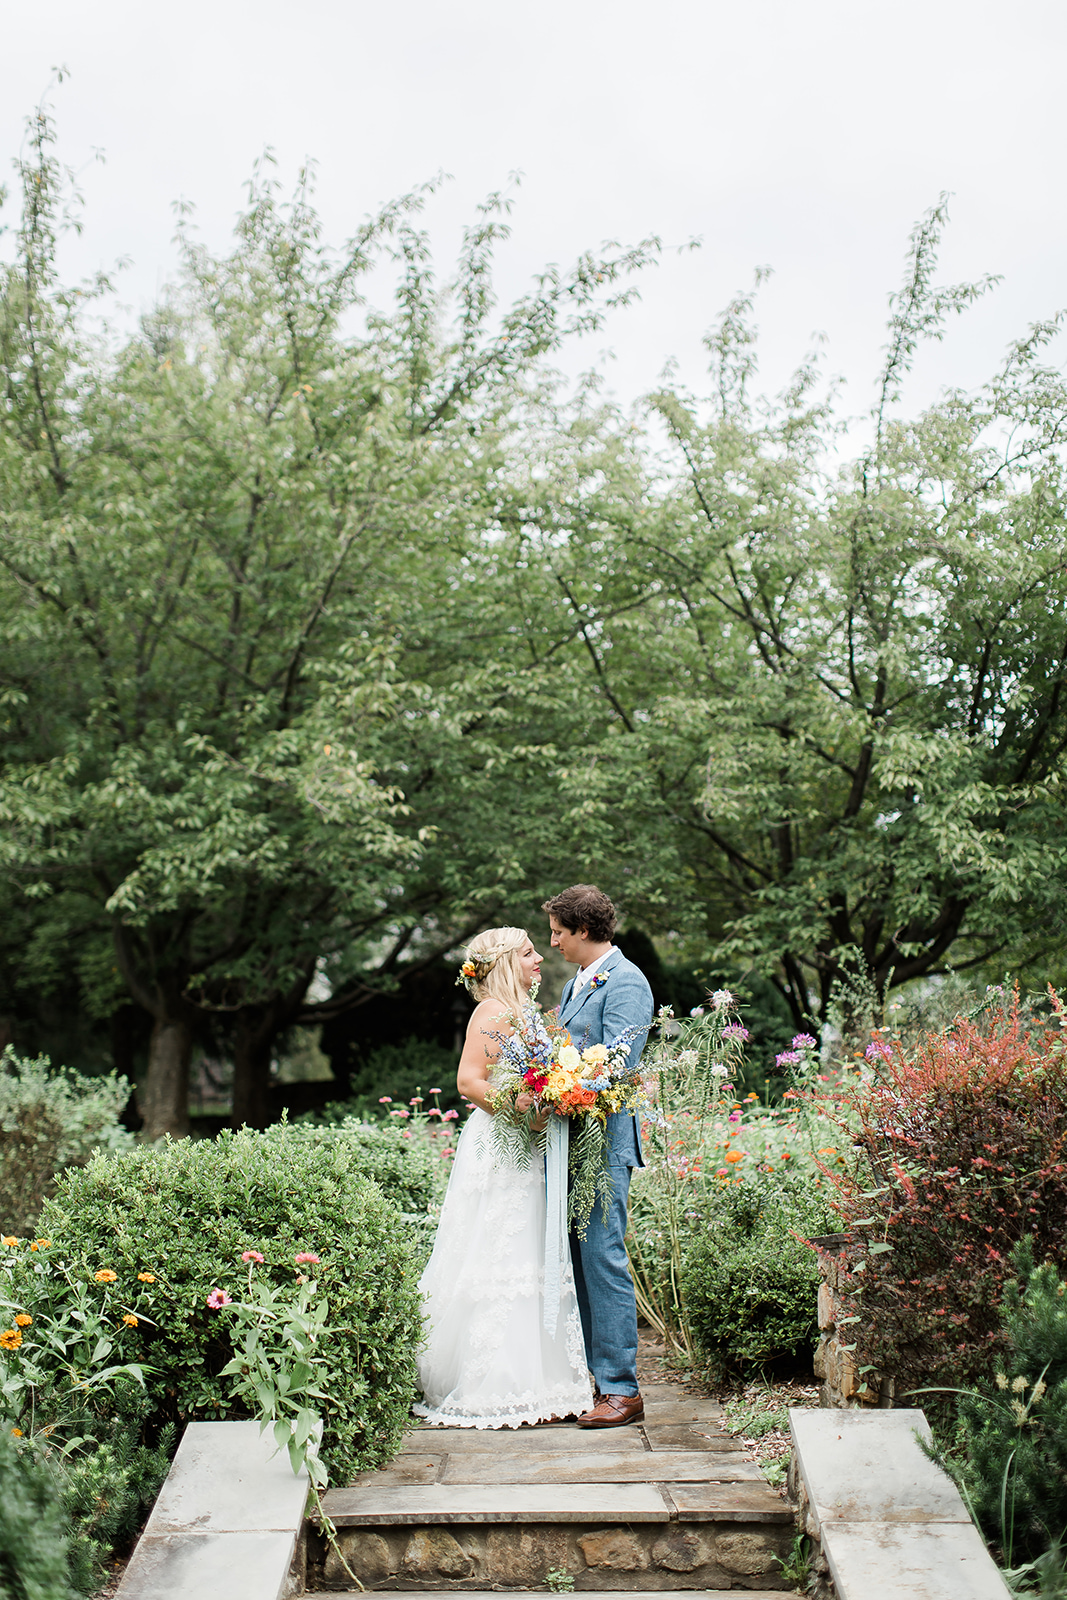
[792, 1033, 817, 1050]
[866, 1040, 893, 1062]
[776, 1050, 802, 1067]
[723, 1023, 749, 1041]
[206, 1289, 232, 1310]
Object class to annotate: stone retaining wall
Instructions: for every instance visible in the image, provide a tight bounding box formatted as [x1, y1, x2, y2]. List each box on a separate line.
[308, 1519, 793, 1591]
[812, 1235, 895, 1410]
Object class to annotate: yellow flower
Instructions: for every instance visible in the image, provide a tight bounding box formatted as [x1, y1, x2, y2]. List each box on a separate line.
[94, 1269, 118, 1283]
[2, 1237, 17, 1248]
[31, 1240, 50, 1251]
[582, 1044, 609, 1067]
[557, 1045, 581, 1072]
[14, 1315, 31, 1328]
[137, 1273, 156, 1283]
[122, 1314, 139, 1328]
[0, 1329, 23, 1350]
[10, 1427, 22, 1437]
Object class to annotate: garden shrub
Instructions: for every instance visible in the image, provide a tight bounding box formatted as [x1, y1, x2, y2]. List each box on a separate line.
[828, 993, 1067, 1395]
[925, 1239, 1067, 1570]
[681, 1170, 832, 1369]
[268, 1117, 445, 1213]
[20, 1128, 423, 1485]
[0, 1049, 134, 1237]
[0, 1424, 74, 1600]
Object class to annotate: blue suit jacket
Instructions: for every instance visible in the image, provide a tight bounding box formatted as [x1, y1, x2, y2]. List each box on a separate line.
[557, 947, 653, 1169]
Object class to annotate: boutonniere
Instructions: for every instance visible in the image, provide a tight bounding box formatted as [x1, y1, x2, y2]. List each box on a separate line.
[588, 971, 610, 992]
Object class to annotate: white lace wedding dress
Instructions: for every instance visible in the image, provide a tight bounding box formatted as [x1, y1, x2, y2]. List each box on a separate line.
[414, 1106, 592, 1428]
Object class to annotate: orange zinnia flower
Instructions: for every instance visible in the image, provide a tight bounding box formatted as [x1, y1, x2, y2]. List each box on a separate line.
[94, 1269, 118, 1283]
[725, 1150, 744, 1164]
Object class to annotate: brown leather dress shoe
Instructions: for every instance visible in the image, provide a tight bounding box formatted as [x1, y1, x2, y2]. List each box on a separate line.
[575, 1392, 644, 1428]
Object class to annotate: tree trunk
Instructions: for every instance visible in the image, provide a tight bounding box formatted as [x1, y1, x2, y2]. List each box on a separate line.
[142, 1015, 193, 1140]
[231, 1009, 276, 1130]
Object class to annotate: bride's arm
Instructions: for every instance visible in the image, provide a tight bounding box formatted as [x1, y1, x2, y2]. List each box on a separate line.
[456, 1000, 510, 1113]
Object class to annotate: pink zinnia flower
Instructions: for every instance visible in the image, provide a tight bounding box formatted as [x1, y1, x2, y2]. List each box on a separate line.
[378, 1095, 392, 1104]
[240, 1250, 264, 1264]
[429, 1087, 442, 1094]
[441, 1147, 455, 1157]
[442, 1109, 459, 1121]
[294, 1252, 320, 1265]
[206, 1289, 232, 1310]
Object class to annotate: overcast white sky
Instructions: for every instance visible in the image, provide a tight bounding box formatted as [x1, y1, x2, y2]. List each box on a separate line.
[2, 0, 1065, 426]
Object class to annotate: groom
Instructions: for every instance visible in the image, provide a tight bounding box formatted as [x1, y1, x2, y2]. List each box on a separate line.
[543, 884, 653, 1428]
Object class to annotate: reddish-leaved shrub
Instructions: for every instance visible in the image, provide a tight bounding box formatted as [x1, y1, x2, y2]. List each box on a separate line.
[826, 992, 1067, 1395]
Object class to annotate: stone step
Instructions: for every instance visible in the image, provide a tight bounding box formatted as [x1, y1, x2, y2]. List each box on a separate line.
[313, 1591, 801, 1598]
[309, 1391, 795, 1591]
[362, 1451, 763, 1488]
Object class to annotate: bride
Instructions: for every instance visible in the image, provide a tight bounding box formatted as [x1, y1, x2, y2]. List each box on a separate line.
[414, 926, 592, 1428]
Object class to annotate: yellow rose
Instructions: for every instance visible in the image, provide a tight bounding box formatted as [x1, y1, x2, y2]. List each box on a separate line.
[557, 1045, 581, 1071]
[582, 1044, 609, 1066]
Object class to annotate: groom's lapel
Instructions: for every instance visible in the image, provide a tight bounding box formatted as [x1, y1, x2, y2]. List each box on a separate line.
[560, 947, 624, 1028]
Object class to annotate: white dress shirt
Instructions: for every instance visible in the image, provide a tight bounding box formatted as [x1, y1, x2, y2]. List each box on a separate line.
[570, 946, 616, 995]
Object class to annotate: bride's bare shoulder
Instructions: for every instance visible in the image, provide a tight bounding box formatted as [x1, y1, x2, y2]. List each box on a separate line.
[468, 998, 511, 1029]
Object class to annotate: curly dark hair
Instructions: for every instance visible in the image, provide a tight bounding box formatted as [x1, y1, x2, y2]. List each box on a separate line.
[541, 884, 617, 943]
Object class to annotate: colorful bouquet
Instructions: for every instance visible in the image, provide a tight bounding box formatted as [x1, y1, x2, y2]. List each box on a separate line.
[487, 1011, 649, 1235]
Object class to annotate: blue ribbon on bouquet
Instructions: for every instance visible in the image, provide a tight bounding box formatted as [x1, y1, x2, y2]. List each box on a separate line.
[543, 1115, 569, 1338]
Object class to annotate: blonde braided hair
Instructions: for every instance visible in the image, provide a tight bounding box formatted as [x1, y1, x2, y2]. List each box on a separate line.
[457, 926, 531, 1014]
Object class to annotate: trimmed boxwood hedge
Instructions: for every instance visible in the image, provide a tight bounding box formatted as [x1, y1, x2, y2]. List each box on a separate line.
[28, 1128, 423, 1483]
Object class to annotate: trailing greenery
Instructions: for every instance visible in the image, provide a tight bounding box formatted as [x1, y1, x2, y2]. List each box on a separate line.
[0, 1049, 133, 1237]
[16, 1129, 422, 1484]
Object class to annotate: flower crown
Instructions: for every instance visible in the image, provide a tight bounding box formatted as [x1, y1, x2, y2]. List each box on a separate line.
[456, 952, 499, 993]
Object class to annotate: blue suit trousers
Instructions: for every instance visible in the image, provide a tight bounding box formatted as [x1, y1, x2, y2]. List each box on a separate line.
[569, 1161, 638, 1397]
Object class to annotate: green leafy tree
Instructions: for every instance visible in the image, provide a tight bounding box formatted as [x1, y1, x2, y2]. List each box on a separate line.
[0, 111, 659, 1132]
[521, 203, 1067, 1024]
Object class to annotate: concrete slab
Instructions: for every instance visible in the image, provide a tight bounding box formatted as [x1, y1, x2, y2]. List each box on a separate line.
[669, 1482, 795, 1524]
[788, 1408, 969, 1532]
[144, 1420, 309, 1536]
[438, 1449, 762, 1485]
[643, 1423, 742, 1451]
[821, 1522, 1011, 1599]
[320, 1482, 674, 1525]
[119, 1531, 297, 1600]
